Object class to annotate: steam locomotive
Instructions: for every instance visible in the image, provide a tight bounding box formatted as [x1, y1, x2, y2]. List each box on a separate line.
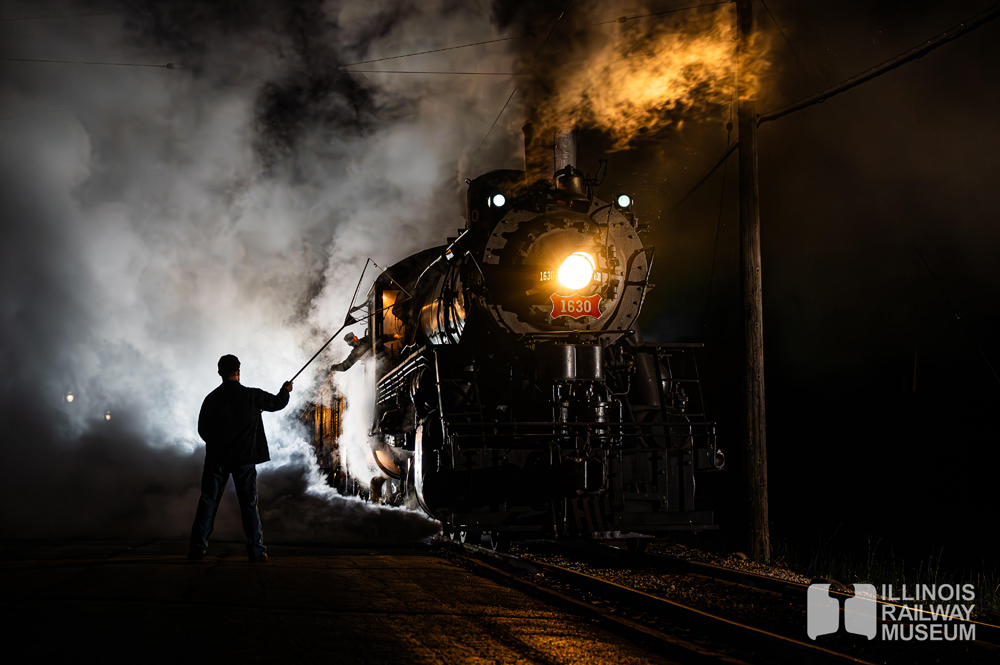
[333, 126, 723, 548]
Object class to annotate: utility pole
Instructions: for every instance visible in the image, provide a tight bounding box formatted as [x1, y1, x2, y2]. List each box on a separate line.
[736, 0, 770, 564]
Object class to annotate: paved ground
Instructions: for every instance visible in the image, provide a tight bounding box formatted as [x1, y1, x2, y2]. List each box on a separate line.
[2, 541, 675, 664]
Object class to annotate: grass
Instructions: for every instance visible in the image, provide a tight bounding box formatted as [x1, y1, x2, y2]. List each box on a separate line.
[772, 533, 999, 616]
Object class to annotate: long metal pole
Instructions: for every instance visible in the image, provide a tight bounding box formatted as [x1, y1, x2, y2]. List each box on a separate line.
[736, 0, 770, 564]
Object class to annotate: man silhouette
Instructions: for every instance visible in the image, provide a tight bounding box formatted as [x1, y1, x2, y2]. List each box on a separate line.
[188, 354, 292, 562]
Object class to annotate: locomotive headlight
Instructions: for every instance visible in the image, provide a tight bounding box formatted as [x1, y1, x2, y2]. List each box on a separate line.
[615, 193, 632, 209]
[557, 252, 596, 290]
[491, 193, 506, 207]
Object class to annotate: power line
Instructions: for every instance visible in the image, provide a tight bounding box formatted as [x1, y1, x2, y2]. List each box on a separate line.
[1, 57, 177, 69]
[339, 37, 521, 67]
[759, 1, 1000, 125]
[0, 12, 112, 22]
[672, 141, 737, 210]
[478, 87, 518, 152]
[675, 1, 1000, 207]
[592, 0, 729, 26]
[536, 0, 575, 55]
[341, 69, 515, 76]
[476, 0, 574, 152]
[759, 0, 815, 80]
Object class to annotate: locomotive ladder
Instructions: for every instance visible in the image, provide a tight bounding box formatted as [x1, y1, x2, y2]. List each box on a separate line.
[432, 349, 487, 451]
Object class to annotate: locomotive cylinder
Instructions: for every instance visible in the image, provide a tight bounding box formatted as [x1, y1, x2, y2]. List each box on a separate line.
[536, 344, 604, 382]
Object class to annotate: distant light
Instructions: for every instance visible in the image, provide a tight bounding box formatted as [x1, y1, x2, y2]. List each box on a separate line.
[65, 391, 74, 403]
[616, 194, 632, 208]
[491, 194, 506, 207]
[105, 411, 111, 421]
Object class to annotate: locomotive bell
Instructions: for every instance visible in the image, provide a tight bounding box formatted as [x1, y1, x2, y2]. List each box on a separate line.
[554, 165, 590, 212]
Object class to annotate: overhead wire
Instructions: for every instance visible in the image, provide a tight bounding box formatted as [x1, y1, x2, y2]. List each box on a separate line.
[476, 0, 574, 152]
[0, 12, 112, 22]
[758, 1, 1000, 125]
[673, 1, 1000, 207]
[0, 57, 177, 69]
[591, 0, 730, 26]
[478, 87, 518, 151]
[758, 0, 815, 81]
[339, 36, 522, 67]
[340, 69, 515, 76]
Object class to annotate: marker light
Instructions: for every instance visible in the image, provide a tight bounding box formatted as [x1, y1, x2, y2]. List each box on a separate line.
[616, 194, 632, 208]
[65, 391, 74, 403]
[492, 194, 506, 207]
[557, 252, 597, 290]
[105, 411, 111, 421]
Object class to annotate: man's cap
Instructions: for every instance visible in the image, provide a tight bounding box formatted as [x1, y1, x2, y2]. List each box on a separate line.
[344, 332, 358, 343]
[218, 354, 241, 376]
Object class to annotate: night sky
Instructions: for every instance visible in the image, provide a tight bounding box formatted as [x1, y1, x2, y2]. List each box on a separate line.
[0, 1, 996, 568]
[600, 0, 1000, 565]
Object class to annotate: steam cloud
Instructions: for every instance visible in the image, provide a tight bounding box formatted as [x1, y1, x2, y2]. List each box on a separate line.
[495, 1, 769, 148]
[0, 0, 523, 543]
[0, 0, 751, 543]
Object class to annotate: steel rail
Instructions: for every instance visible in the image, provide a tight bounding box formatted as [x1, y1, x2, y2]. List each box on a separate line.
[532, 558, 879, 665]
[435, 538, 754, 665]
[438, 538, 878, 665]
[634, 549, 1000, 647]
[566, 543, 1000, 648]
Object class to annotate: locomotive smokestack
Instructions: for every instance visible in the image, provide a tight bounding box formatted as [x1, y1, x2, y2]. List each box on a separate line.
[522, 123, 577, 186]
[553, 127, 577, 173]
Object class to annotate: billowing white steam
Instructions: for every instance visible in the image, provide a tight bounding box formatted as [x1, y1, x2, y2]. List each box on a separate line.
[0, 0, 520, 542]
[337, 360, 381, 486]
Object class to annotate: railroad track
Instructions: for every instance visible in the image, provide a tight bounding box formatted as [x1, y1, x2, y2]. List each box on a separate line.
[434, 536, 998, 665]
[435, 537, 880, 665]
[584, 543, 1000, 649]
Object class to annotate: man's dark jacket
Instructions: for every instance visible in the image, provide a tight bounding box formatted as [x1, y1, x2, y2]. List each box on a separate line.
[198, 380, 289, 467]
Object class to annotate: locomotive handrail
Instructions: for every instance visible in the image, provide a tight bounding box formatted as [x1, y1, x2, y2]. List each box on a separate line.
[446, 430, 714, 439]
[517, 329, 635, 338]
[376, 345, 428, 385]
[639, 342, 705, 348]
[443, 420, 716, 427]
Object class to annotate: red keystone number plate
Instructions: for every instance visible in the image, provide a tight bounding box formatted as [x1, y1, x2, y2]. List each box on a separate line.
[550, 293, 602, 320]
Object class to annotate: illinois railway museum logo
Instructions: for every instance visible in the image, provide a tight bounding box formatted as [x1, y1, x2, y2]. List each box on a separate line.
[807, 583, 976, 641]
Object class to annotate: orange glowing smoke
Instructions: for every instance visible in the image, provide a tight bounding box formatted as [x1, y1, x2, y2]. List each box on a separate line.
[524, 5, 770, 149]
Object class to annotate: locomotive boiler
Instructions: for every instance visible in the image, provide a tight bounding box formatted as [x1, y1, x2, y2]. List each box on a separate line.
[338, 126, 723, 548]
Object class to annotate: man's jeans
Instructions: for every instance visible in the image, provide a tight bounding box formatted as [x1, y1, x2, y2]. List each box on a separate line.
[189, 463, 265, 557]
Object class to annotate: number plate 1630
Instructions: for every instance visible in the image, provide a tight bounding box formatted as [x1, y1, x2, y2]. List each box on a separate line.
[549, 293, 602, 320]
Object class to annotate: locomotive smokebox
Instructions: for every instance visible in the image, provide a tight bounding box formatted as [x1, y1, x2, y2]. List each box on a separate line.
[523, 123, 577, 186]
